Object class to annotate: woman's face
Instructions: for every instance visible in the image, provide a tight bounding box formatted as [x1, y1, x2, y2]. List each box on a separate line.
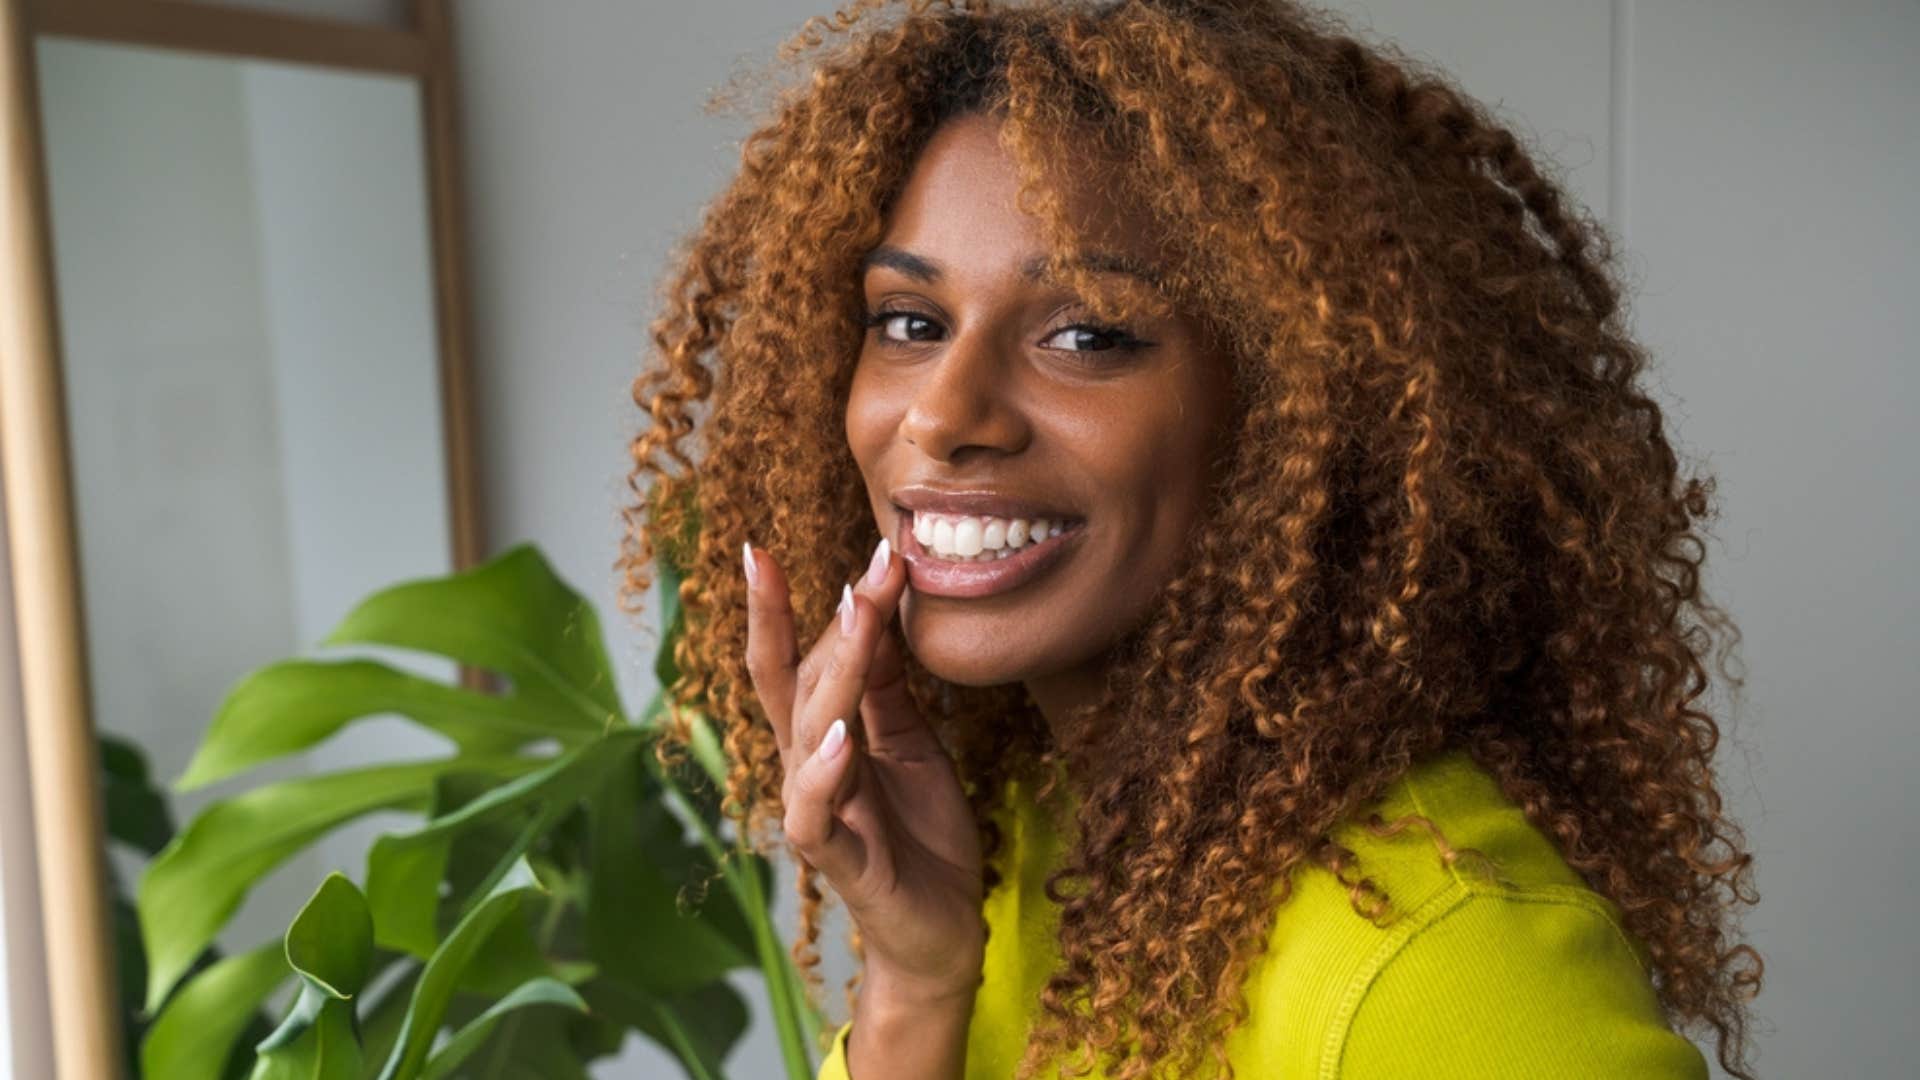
[845, 113, 1235, 699]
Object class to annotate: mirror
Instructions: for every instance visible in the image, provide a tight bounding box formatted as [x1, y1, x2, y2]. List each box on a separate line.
[0, 3, 479, 1077]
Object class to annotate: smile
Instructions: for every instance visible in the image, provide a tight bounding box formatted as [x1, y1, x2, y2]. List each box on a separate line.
[897, 510, 1086, 599]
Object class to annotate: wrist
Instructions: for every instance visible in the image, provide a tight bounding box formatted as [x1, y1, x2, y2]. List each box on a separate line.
[849, 965, 976, 1080]
[859, 960, 982, 1016]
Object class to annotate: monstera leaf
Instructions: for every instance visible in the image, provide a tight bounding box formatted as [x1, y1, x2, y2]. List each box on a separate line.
[135, 534, 823, 1078]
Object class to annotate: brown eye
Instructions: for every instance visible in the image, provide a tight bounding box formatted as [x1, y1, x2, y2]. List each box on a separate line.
[863, 308, 941, 343]
[1039, 322, 1151, 354]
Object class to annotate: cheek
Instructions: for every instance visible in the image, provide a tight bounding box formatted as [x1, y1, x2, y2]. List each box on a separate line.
[844, 364, 895, 469]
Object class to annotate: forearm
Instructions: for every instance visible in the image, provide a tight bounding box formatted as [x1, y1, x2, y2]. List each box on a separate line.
[845, 970, 975, 1080]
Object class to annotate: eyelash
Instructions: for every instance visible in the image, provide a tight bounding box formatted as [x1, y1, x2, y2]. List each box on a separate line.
[860, 306, 1153, 356]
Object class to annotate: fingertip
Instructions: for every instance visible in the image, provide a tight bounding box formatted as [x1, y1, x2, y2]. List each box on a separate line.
[820, 717, 847, 761]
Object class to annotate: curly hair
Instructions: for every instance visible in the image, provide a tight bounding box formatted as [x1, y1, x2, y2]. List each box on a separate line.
[615, 1, 1765, 1077]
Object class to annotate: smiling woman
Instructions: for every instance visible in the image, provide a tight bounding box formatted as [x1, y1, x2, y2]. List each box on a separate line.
[615, 2, 1763, 1079]
[847, 113, 1236, 693]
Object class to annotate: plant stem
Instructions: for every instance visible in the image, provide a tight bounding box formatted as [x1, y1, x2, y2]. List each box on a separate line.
[655, 782, 817, 1079]
[647, 999, 719, 1080]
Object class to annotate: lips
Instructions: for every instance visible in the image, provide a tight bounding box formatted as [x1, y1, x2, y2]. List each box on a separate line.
[895, 508, 1085, 599]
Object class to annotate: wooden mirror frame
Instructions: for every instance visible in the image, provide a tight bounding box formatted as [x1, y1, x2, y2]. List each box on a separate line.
[0, 2, 484, 1076]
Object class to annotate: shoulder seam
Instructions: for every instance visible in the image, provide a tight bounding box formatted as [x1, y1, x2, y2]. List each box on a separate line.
[1401, 754, 1646, 969]
[1317, 879, 1472, 1080]
[1320, 887, 1654, 1080]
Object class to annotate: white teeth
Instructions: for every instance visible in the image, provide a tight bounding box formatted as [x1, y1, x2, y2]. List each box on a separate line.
[911, 511, 1073, 560]
[953, 518, 983, 556]
[982, 519, 1007, 550]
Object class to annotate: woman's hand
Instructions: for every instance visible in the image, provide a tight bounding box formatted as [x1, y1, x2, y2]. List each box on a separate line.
[743, 537, 987, 1005]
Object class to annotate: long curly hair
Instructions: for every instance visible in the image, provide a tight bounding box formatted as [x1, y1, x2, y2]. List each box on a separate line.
[615, 1, 1765, 1077]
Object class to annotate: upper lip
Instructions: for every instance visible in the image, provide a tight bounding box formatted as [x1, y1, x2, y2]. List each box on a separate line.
[890, 484, 1081, 522]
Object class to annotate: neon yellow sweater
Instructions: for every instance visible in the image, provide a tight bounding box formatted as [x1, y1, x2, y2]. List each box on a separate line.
[815, 746, 1708, 1078]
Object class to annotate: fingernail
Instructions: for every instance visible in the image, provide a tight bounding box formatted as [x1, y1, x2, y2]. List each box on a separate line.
[866, 537, 890, 587]
[839, 583, 855, 635]
[818, 717, 847, 761]
[743, 541, 758, 588]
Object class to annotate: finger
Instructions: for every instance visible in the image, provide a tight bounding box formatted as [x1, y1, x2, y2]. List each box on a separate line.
[742, 541, 800, 762]
[785, 716, 866, 882]
[849, 533, 908, 629]
[793, 581, 883, 764]
[789, 533, 898, 760]
[796, 534, 905, 699]
[857, 625, 944, 760]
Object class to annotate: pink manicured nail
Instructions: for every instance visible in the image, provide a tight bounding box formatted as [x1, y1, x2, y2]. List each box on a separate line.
[839, 584, 855, 635]
[743, 541, 759, 588]
[818, 718, 847, 761]
[866, 537, 891, 587]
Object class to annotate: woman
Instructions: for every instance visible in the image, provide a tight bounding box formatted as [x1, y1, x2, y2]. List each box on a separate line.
[618, 1, 1764, 1077]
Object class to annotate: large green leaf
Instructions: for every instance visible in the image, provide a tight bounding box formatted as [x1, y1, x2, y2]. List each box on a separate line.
[586, 739, 756, 996]
[322, 544, 622, 730]
[249, 984, 360, 1080]
[354, 962, 421, 1078]
[373, 857, 550, 1080]
[141, 941, 291, 1080]
[178, 659, 581, 791]
[139, 754, 539, 1012]
[251, 875, 377, 1080]
[418, 977, 587, 1080]
[364, 729, 645, 957]
[582, 977, 749, 1080]
[433, 1007, 598, 1080]
[284, 875, 375, 999]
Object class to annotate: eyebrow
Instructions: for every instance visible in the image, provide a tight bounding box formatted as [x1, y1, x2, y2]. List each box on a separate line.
[860, 244, 1165, 289]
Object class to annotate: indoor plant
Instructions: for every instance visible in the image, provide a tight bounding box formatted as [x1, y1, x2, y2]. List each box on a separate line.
[133, 529, 821, 1078]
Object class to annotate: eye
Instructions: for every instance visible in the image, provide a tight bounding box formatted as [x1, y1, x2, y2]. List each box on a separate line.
[1038, 322, 1152, 354]
[862, 306, 942, 344]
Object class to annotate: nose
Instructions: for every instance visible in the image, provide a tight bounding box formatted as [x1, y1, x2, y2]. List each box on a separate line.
[898, 330, 1030, 463]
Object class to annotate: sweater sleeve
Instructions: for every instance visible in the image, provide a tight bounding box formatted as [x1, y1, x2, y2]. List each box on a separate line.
[816, 1019, 855, 1079]
[1336, 890, 1709, 1079]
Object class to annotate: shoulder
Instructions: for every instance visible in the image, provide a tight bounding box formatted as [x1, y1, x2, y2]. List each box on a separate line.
[1332, 885, 1708, 1079]
[1230, 748, 1707, 1079]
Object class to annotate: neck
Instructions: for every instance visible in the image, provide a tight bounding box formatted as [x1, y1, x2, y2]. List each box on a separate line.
[1023, 659, 1108, 751]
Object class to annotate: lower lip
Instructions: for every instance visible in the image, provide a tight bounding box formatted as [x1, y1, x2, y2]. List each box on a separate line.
[897, 513, 1086, 599]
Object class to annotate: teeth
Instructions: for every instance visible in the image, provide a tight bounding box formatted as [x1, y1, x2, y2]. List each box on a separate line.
[911, 511, 1073, 561]
[952, 518, 983, 556]
[982, 519, 1006, 550]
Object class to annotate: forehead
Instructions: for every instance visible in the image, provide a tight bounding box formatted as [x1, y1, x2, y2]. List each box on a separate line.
[875, 114, 1157, 272]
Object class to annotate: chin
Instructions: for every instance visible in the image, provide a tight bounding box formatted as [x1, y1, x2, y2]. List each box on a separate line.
[900, 603, 1050, 688]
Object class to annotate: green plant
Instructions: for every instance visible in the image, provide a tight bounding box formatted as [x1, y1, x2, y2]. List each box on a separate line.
[133, 539, 823, 1078]
[101, 731, 275, 1080]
